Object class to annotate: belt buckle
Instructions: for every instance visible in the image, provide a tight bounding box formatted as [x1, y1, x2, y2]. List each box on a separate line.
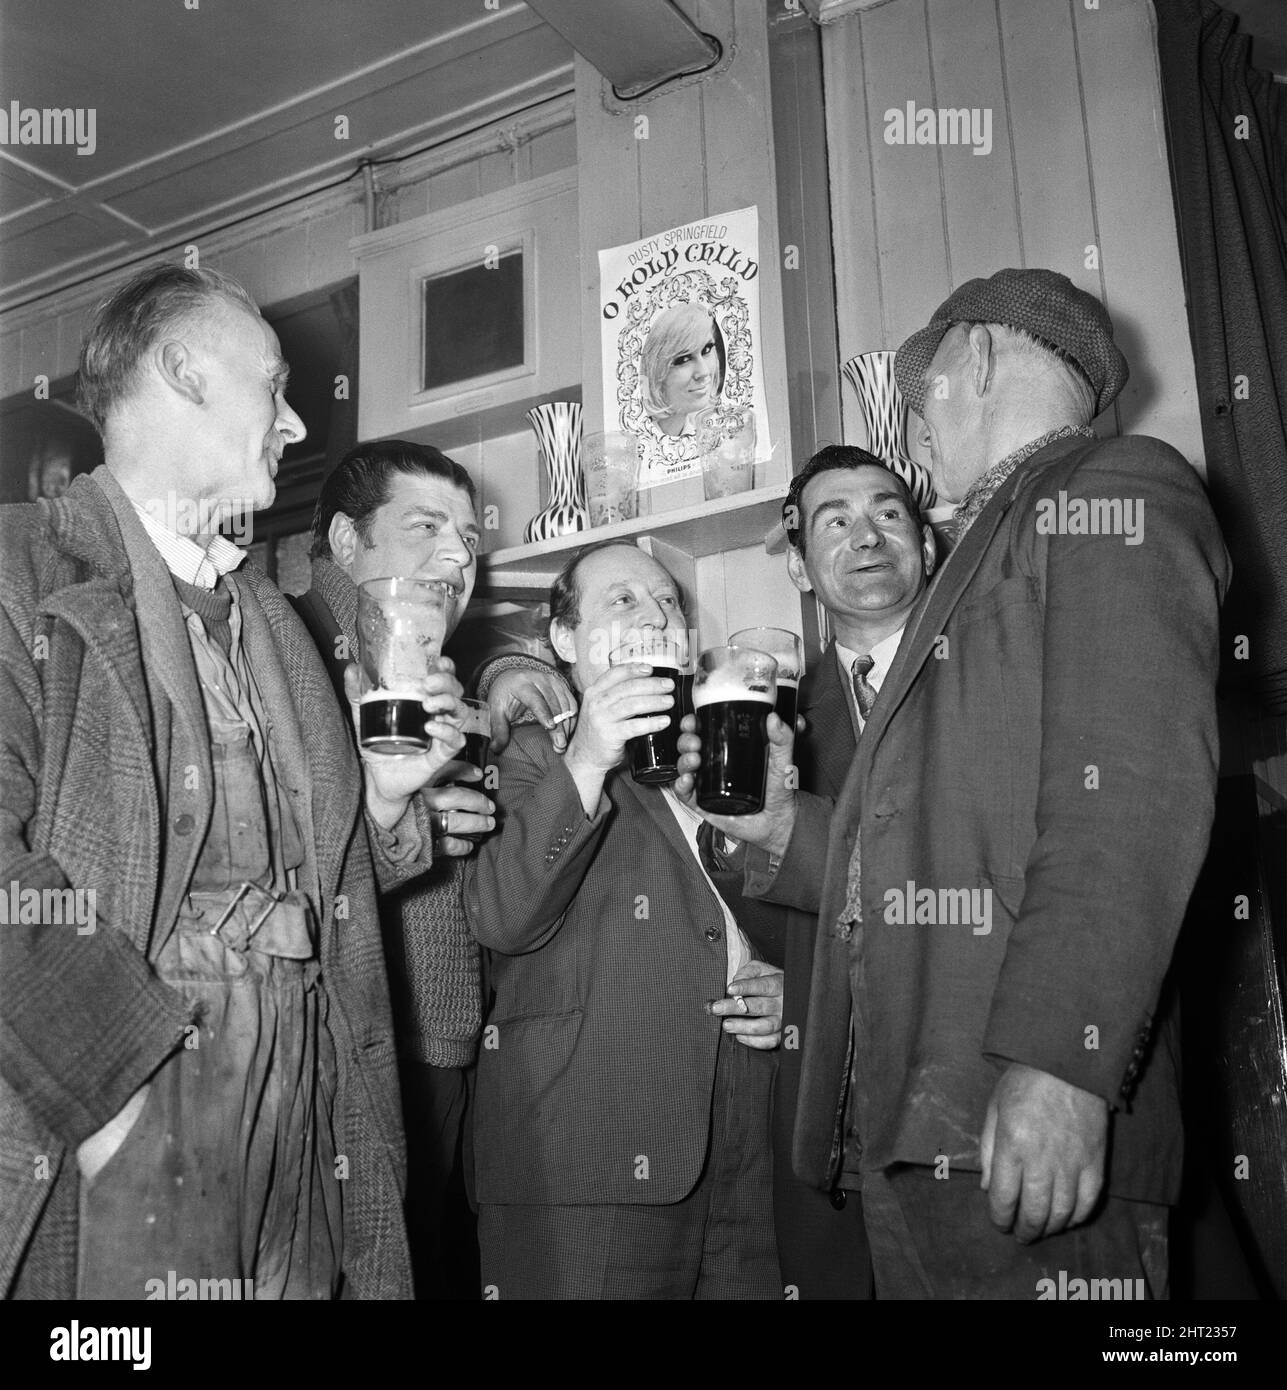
[209, 881, 284, 943]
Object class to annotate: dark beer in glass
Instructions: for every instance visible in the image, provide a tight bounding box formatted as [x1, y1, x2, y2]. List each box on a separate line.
[609, 631, 691, 785]
[729, 627, 804, 732]
[693, 645, 778, 815]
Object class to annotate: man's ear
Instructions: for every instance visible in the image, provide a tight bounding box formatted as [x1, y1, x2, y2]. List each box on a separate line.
[155, 338, 205, 407]
[786, 545, 813, 595]
[549, 619, 577, 667]
[329, 513, 359, 571]
[966, 323, 995, 398]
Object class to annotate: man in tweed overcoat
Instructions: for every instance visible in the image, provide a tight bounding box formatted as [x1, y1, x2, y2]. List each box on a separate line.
[0, 265, 457, 1298]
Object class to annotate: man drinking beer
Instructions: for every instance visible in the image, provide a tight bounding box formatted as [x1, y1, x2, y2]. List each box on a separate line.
[464, 538, 783, 1299]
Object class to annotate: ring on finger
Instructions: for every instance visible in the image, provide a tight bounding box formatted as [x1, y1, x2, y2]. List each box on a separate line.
[733, 995, 749, 1015]
[432, 811, 451, 838]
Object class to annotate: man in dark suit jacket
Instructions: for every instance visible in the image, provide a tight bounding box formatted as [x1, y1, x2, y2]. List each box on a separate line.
[465, 539, 784, 1299]
[704, 444, 936, 1299]
[680, 269, 1230, 1298]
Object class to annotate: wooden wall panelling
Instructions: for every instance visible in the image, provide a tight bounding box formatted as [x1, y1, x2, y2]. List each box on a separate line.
[769, 11, 844, 468]
[574, 49, 641, 439]
[575, 0, 791, 491]
[925, 0, 1023, 288]
[859, 0, 954, 357]
[996, 0, 1098, 288]
[823, 15, 886, 369]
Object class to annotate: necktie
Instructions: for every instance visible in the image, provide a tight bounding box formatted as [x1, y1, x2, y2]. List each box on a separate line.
[851, 655, 877, 720]
[695, 818, 721, 875]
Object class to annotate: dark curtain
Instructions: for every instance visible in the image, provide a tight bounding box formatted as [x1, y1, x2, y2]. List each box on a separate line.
[1156, 0, 1287, 712]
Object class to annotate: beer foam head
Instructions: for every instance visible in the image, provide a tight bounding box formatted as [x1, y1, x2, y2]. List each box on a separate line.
[693, 669, 774, 710]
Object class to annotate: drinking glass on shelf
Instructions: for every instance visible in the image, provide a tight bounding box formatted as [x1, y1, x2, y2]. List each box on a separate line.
[356, 576, 457, 755]
[583, 430, 641, 527]
[696, 405, 756, 501]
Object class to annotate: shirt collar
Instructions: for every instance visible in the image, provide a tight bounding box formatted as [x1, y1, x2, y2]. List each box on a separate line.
[130, 500, 246, 589]
[836, 624, 905, 696]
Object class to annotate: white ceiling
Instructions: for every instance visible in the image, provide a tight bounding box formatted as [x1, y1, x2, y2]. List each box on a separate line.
[0, 0, 573, 308]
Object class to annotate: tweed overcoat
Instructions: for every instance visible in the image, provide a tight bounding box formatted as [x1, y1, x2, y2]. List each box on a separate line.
[0, 467, 412, 1298]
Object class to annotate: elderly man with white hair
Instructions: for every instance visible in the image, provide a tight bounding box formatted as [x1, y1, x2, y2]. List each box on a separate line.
[680, 268, 1230, 1299]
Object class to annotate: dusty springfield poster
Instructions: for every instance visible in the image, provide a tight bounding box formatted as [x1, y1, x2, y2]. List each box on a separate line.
[598, 206, 771, 488]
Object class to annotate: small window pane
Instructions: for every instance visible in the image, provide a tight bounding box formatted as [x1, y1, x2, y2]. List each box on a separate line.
[421, 251, 523, 392]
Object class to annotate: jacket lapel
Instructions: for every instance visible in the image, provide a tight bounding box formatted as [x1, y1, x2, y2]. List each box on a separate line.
[91, 468, 212, 782]
[614, 770, 729, 916]
[799, 642, 857, 800]
[858, 466, 1027, 759]
[243, 567, 360, 912]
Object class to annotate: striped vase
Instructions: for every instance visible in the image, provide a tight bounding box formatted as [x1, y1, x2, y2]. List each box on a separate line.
[840, 350, 937, 510]
[524, 402, 588, 544]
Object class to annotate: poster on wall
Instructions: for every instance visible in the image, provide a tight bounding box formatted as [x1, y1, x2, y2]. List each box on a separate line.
[598, 205, 770, 490]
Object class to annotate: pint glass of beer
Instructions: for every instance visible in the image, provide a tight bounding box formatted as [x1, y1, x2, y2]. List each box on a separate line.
[693, 645, 778, 815]
[609, 630, 691, 785]
[729, 627, 804, 731]
[356, 576, 456, 755]
[452, 698, 494, 842]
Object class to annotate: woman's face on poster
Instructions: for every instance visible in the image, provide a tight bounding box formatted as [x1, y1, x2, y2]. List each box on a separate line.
[656, 334, 720, 433]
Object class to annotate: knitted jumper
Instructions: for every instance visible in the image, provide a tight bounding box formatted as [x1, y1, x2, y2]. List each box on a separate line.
[307, 557, 480, 1068]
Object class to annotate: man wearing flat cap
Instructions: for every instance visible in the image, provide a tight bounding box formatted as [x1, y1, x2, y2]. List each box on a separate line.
[679, 268, 1229, 1296]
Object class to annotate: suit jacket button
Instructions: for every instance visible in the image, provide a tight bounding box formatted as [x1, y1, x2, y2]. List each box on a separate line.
[830, 1188, 848, 1211]
[704, 926, 721, 941]
[174, 813, 195, 835]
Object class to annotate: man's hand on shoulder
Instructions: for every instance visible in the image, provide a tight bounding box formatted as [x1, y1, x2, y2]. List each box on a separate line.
[485, 664, 578, 754]
[980, 1062, 1108, 1243]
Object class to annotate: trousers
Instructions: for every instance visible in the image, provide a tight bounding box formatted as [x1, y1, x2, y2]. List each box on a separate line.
[76, 917, 344, 1300]
[477, 1030, 780, 1300]
[861, 1163, 1169, 1300]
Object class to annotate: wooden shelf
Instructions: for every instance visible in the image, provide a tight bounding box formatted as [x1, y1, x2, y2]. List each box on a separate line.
[480, 486, 789, 596]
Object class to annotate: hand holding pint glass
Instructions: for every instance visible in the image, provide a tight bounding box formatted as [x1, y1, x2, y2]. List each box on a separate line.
[357, 576, 458, 755]
[692, 645, 777, 815]
[609, 630, 692, 785]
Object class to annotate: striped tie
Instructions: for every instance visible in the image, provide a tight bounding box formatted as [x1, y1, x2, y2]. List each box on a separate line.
[851, 655, 877, 720]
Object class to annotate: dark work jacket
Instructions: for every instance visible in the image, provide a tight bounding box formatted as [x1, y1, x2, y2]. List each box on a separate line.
[757, 436, 1231, 1205]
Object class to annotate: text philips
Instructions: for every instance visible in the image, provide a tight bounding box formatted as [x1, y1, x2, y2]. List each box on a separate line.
[0, 101, 96, 156]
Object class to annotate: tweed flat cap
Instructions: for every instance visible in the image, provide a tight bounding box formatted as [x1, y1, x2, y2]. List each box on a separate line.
[893, 268, 1129, 418]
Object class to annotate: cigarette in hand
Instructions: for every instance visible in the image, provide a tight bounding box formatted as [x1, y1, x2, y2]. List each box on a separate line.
[548, 710, 576, 727]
